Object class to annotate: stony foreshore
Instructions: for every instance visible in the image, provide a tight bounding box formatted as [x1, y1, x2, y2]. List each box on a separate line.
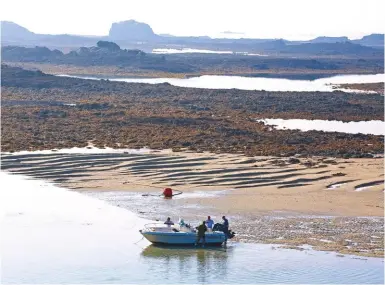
[2, 65, 384, 157]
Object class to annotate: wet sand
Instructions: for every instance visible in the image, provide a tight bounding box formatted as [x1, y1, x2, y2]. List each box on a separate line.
[2, 149, 384, 257]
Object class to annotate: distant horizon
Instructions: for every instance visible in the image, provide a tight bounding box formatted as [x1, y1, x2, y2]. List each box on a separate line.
[1, 19, 383, 42]
[1, 0, 384, 41]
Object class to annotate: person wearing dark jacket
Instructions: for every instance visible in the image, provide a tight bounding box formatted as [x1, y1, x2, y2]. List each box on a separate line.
[195, 221, 207, 246]
[222, 216, 230, 237]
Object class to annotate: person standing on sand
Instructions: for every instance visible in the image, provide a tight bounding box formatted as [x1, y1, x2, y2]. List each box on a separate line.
[205, 216, 214, 232]
[195, 221, 207, 246]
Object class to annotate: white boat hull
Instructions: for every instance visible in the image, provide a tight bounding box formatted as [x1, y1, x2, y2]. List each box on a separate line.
[141, 231, 226, 246]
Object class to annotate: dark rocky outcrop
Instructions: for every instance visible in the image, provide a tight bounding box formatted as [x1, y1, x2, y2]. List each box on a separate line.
[2, 46, 63, 62]
[283, 42, 381, 56]
[1, 44, 193, 73]
[96, 40, 121, 51]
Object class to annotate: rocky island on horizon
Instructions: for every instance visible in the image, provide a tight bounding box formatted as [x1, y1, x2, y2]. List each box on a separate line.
[1, 20, 384, 51]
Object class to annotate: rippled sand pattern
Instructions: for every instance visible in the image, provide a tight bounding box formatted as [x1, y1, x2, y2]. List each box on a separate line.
[2, 150, 383, 218]
[2, 151, 383, 195]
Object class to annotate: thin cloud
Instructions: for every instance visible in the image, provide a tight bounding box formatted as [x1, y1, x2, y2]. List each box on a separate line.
[222, 31, 245, 35]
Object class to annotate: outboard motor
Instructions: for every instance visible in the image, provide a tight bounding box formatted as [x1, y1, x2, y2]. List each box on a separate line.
[213, 223, 235, 239]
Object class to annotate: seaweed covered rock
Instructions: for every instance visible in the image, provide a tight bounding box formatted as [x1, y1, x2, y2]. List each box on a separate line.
[96, 41, 121, 51]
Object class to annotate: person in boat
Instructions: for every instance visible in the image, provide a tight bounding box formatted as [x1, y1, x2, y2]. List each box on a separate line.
[164, 217, 174, 227]
[195, 221, 207, 246]
[205, 216, 214, 232]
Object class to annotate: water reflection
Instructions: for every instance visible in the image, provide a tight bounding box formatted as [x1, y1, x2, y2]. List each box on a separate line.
[141, 245, 230, 283]
[138, 243, 384, 284]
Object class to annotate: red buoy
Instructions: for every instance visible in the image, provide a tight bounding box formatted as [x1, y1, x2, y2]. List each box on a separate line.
[163, 188, 173, 198]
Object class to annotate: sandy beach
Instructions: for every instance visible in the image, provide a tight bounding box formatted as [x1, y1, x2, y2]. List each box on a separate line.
[2, 148, 384, 257]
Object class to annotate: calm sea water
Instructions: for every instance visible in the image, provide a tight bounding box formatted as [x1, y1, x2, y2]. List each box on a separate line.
[257, 119, 384, 135]
[152, 48, 234, 54]
[152, 48, 267, 56]
[1, 171, 383, 284]
[61, 73, 384, 93]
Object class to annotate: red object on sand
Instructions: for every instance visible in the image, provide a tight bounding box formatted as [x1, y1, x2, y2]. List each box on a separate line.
[163, 188, 173, 197]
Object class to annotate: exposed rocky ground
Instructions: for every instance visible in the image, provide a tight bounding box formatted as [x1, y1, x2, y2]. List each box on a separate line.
[233, 215, 384, 258]
[2, 65, 383, 156]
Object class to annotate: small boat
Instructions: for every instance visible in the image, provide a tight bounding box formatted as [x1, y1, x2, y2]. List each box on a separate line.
[139, 223, 227, 246]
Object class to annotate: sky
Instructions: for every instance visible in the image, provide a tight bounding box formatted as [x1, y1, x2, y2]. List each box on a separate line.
[1, 0, 384, 40]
